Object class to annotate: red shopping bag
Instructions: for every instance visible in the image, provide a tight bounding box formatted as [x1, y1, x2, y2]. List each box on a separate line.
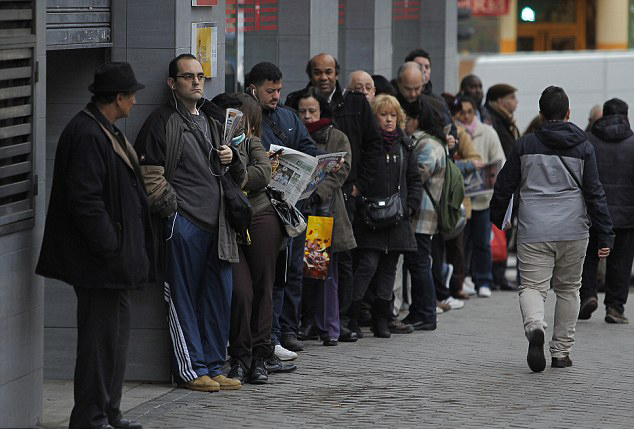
[490, 224, 507, 262]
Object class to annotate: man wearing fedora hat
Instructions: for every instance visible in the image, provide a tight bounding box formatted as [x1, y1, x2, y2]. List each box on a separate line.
[37, 62, 151, 429]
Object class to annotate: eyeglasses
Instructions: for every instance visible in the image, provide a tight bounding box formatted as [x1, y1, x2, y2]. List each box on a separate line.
[176, 73, 206, 82]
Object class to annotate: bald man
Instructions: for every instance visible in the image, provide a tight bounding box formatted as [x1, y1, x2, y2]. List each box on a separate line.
[396, 61, 425, 103]
[286, 52, 383, 341]
[346, 70, 376, 104]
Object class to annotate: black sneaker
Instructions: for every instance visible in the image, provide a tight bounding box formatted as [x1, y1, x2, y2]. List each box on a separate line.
[338, 326, 359, 342]
[605, 307, 629, 324]
[280, 334, 304, 352]
[578, 296, 598, 320]
[551, 356, 573, 368]
[247, 357, 268, 384]
[227, 359, 248, 384]
[387, 319, 414, 334]
[526, 329, 546, 373]
[265, 353, 297, 374]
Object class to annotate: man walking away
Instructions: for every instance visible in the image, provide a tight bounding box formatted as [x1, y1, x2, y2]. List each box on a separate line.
[491, 86, 613, 372]
[36, 62, 151, 429]
[580, 98, 634, 324]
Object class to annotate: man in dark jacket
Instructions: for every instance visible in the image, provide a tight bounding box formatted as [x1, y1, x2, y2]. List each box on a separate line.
[244, 62, 317, 365]
[460, 74, 491, 124]
[485, 83, 521, 158]
[36, 62, 150, 429]
[135, 54, 244, 393]
[579, 98, 634, 324]
[285, 53, 383, 341]
[491, 86, 613, 373]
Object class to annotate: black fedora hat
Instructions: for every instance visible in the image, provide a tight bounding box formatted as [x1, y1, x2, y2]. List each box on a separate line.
[88, 62, 145, 93]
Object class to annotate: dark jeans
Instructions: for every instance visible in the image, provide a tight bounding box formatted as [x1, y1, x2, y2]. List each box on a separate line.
[70, 288, 130, 429]
[272, 229, 306, 343]
[229, 206, 284, 367]
[464, 208, 493, 289]
[352, 249, 400, 302]
[403, 233, 437, 324]
[337, 183, 357, 323]
[581, 227, 634, 313]
[445, 230, 466, 296]
[431, 233, 450, 301]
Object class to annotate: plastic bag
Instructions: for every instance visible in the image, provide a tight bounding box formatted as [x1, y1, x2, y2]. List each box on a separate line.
[303, 215, 334, 280]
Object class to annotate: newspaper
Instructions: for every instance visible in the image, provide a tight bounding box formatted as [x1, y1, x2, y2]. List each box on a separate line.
[269, 144, 346, 206]
[223, 108, 243, 146]
[502, 194, 514, 230]
[464, 160, 502, 197]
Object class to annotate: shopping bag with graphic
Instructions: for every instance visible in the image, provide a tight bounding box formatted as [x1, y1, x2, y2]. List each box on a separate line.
[303, 215, 334, 279]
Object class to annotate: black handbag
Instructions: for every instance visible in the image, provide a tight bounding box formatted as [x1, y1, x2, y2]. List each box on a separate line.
[361, 146, 404, 231]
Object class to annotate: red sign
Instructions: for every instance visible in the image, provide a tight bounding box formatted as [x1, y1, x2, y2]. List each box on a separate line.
[226, 0, 278, 33]
[192, 0, 218, 5]
[457, 0, 509, 16]
[392, 0, 421, 22]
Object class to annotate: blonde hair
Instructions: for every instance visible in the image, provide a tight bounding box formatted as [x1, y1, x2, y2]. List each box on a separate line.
[371, 94, 405, 129]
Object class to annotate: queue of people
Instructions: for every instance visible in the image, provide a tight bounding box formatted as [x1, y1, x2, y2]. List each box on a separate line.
[37, 48, 631, 428]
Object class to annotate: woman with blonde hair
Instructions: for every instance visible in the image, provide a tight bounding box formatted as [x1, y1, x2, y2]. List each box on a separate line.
[347, 94, 422, 338]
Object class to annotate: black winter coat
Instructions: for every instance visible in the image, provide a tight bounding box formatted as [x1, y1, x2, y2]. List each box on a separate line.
[286, 82, 382, 195]
[486, 103, 519, 158]
[587, 114, 634, 228]
[36, 104, 154, 289]
[353, 132, 423, 252]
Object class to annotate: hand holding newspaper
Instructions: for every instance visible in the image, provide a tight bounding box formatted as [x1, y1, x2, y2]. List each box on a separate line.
[223, 108, 244, 146]
[268, 144, 346, 206]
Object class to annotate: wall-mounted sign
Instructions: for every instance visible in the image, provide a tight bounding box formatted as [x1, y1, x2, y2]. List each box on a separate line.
[457, 0, 509, 16]
[192, 22, 218, 78]
[192, 0, 217, 6]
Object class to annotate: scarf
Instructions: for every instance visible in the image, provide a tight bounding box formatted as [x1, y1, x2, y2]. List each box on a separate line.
[487, 102, 521, 139]
[456, 116, 480, 138]
[304, 118, 332, 134]
[380, 128, 400, 151]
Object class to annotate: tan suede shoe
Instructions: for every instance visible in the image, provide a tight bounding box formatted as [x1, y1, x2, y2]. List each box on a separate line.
[211, 374, 242, 390]
[178, 375, 220, 392]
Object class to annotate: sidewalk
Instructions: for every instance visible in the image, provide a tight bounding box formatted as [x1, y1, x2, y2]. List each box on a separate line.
[39, 286, 633, 429]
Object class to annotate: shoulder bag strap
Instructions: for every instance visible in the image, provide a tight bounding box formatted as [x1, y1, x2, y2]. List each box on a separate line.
[262, 114, 290, 146]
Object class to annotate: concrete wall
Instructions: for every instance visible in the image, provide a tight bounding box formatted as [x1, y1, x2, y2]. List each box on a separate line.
[0, 2, 47, 427]
[43, 1, 227, 382]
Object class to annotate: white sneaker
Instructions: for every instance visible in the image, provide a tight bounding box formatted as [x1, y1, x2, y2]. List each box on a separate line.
[463, 276, 476, 296]
[442, 296, 465, 310]
[436, 306, 445, 314]
[274, 344, 297, 361]
[478, 286, 492, 298]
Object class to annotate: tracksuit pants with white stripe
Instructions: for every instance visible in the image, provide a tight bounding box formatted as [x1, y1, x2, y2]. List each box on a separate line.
[164, 214, 232, 384]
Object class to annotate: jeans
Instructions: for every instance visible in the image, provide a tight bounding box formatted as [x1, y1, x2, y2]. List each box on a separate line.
[403, 233, 437, 324]
[517, 239, 588, 358]
[581, 228, 634, 313]
[464, 208, 493, 289]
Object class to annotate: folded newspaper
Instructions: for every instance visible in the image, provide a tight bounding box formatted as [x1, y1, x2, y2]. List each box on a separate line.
[464, 160, 502, 197]
[269, 144, 346, 206]
[223, 108, 244, 146]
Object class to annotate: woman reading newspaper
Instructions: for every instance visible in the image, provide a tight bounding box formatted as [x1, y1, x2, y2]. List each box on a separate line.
[294, 88, 356, 346]
[211, 93, 284, 385]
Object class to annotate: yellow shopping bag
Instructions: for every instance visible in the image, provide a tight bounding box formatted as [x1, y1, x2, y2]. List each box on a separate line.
[303, 215, 334, 280]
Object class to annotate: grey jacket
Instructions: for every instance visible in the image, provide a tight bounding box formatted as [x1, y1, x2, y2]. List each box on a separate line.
[491, 121, 614, 250]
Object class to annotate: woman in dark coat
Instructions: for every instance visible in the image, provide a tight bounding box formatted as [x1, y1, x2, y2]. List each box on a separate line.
[209, 93, 284, 385]
[295, 87, 356, 346]
[348, 94, 423, 338]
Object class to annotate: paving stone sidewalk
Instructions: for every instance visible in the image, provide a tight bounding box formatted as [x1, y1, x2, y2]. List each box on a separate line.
[42, 287, 632, 429]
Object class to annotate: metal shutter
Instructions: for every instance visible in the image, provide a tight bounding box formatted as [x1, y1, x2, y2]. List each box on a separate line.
[46, 0, 112, 50]
[0, 0, 36, 234]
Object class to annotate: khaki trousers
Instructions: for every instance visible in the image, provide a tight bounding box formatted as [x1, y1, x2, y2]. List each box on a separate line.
[517, 238, 588, 358]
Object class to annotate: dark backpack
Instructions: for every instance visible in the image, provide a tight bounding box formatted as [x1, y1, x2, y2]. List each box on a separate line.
[423, 149, 465, 235]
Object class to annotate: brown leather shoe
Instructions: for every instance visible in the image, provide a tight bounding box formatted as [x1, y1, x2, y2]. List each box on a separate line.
[178, 375, 219, 392]
[211, 374, 242, 390]
[437, 301, 451, 312]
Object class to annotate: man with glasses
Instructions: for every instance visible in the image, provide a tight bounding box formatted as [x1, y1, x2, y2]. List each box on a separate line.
[135, 54, 244, 392]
